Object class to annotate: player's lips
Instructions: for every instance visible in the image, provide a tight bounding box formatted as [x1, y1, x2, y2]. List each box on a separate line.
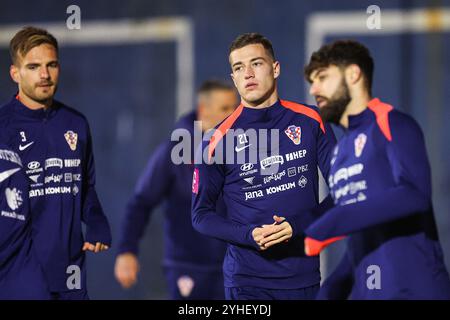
[316, 97, 327, 108]
[37, 83, 53, 88]
[245, 82, 258, 89]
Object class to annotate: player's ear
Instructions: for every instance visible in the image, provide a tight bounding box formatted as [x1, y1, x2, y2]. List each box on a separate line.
[273, 60, 280, 79]
[230, 72, 238, 88]
[10, 64, 19, 84]
[346, 64, 362, 85]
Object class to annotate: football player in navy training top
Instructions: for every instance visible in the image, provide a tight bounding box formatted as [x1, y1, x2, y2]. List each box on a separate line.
[303, 39, 450, 299]
[0, 26, 111, 300]
[191, 33, 337, 300]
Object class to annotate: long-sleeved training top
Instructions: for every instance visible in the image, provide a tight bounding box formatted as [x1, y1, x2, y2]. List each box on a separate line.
[305, 98, 450, 299]
[0, 95, 111, 293]
[192, 99, 336, 289]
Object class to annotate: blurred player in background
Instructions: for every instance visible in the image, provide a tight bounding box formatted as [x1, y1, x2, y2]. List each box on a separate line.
[191, 33, 336, 300]
[115, 80, 237, 299]
[303, 39, 450, 299]
[0, 26, 111, 300]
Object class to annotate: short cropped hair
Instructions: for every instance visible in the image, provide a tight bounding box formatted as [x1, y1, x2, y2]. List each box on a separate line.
[10, 26, 58, 65]
[229, 33, 275, 62]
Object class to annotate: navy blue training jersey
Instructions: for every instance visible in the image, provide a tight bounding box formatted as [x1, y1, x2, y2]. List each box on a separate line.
[192, 99, 337, 289]
[118, 111, 226, 271]
[0, 96, 111, 293]
[306, 98, 450, 299]
[0, 145, 49, 299]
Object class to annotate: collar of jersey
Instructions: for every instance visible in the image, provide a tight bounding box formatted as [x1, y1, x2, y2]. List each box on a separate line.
[239, 99, 284, 121]
[347, 107, 374, 130]
[11, 94, 58, 120]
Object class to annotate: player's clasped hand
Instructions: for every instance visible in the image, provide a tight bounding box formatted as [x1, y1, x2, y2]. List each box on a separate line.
[82, 241, 109, 253]
[252, 215, 293, 250]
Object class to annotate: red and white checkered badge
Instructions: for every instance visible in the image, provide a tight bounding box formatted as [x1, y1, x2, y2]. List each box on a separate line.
[354, 133, 367, 158]
[285, 125, 302, 145]
[192, 168, 199, 194]
[64, 130, 78, 151]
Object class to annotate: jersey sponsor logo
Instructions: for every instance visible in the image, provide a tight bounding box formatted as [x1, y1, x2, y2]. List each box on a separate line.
[64, 130, 78, 151]
[240, 163, 258, 177]
[65, 173, 73, 183]
[263, 170, 286, 184]
[65, 159, 81, 167]
[27, 161, 40, 170]
[240, 163, 254, 172]
[29, 174, 43, 187]
[357, 192, 367, 202]
[285, 125, 302, 145]
[29, 188, 44, 197]
[5, 187, 23, 210]
[354, 133, 367, 158]
[329, 163, 364, 188]
[266, 181, 296, 195]
[45, 174, 63, 184]
[45, 158, 63, 169]
[1, 210, 25, 221]
[177, 276, 194, 298]
[260, 155, 284, 170]
[334, 180, 367, 201]
[45, 186, 72, 195]
[0, 167, 21, 183]
[298, 164, 309, 173]
[242, 183, 263, 191]
[18, 141, 34, 151]
[298, 175, 308, 188]
[72, 184, 79, 196]
[285, 149, 307, 162]
[0, 149, 22, 167]
[192, 168, 199, 194]
[26, 161, 43, 175]
[245, 190, 264, 200]
[29, 186, 74, 198]
[243, 177, 255, 185]
[287, 167, 297, 177]
[331, 146, 339, 166]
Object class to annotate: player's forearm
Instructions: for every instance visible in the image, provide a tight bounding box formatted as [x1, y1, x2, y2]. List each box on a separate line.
[117, 205, 152, 255]
[82, 187, 112, 245]
[192, 208, 258, 249]
[306, 184, 430, 240]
